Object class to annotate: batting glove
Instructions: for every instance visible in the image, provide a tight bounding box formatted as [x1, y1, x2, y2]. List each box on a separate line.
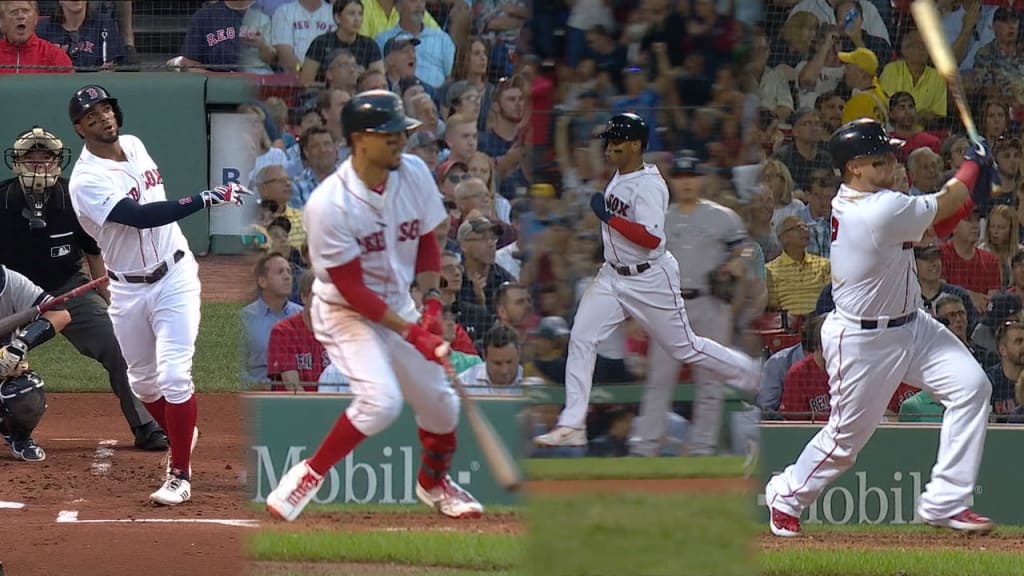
[403, 324, 450, 365]
[964, 138, 993, 167]
[418, 294, 444, 336]
[201, 182, 252, 208]
[590, 192, 612, 223]
[0, 341, 27, 379]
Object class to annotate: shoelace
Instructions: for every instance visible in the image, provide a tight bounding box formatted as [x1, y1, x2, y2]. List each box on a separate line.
[286, 473, 320, 506]
[439, 478, 474, 503]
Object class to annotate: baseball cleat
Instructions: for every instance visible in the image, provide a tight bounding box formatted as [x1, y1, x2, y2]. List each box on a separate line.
[924, 509, 995, 534]
[768, 507, 801, 537]
[150, 474, 191, 506]
[416, 475, 483, 519]
[10, 438, 45, 462]
[133, 422, 169, 451]
[266, 459, 324, 522]
[533, 426, 586, 447]
[161, 426, 199, 477]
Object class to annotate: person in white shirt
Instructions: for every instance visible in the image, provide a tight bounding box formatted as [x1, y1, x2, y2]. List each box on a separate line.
[458, 324, 523, 394]
[271, 0, 336, 72]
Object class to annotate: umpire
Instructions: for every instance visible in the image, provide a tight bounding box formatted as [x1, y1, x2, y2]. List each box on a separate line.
[0, 127, 167, 450]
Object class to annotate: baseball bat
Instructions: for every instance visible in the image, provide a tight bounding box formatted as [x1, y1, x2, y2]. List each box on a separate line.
[910, 0, 979, 144]
[441, 358, 523, 492]
[0, 275, 110, 337]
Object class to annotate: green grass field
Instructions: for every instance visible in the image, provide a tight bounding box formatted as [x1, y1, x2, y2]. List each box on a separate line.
[31, 302, 242, 392]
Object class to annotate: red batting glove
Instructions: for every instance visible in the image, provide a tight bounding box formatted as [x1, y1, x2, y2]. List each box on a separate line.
[419, 298, 444, 336]
[403, 324, 450, 365]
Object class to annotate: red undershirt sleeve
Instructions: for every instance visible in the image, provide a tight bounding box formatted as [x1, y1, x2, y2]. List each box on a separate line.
[327, 260, 389, 323]
[415, 231, 441, 274]
[608, 216, 661, 249]
[933, 197, 975, 239]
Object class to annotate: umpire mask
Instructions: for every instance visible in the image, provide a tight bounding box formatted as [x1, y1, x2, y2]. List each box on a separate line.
[4, 127, 71, 230]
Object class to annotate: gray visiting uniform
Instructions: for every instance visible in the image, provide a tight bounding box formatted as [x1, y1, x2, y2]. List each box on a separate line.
[632, 200, 747, 456]
[0, 267, 51, 327]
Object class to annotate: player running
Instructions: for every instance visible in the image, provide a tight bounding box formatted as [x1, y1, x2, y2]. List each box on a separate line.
[265, 90, 483, 522]
[532, 113, 761, 448]
[67, 85, 250, 506]
[765, 119, 996, 537]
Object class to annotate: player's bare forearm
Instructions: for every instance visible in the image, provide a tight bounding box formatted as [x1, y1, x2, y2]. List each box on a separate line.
[83, 253, 111, 302]
[41, 309, 70, 333]
[416, 271, 441, 293]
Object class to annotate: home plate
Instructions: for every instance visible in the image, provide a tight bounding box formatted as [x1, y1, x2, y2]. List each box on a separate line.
[56, 510, 259, 528]
[0, 501, 24, 509]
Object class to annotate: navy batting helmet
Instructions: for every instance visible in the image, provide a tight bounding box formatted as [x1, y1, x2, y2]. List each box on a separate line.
[68, 85, 123, 128]
[599, 113, 649, 150]
[341, 90, 421, 144]
[829, 118, 904, 171]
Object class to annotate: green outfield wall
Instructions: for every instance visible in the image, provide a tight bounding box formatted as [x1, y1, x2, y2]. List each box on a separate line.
[760, 423, 1024, 525]
[0, 73, 256, 255]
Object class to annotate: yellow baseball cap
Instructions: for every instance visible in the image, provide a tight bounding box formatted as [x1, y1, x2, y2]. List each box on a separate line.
[838, 47, 879, 76]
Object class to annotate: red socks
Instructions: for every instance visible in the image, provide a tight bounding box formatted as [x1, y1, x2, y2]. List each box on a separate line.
[308, 413, 367, 477]
[165, 396, 197, 478]
[143, 398, 168, 432]
[417, 428, 456, 490]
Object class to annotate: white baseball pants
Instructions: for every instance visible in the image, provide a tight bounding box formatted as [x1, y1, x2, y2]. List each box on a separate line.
[107, 254, 201, 404]
[767, 312, 991, 521]
[311, 297, 460, 437]
[557, 254, 760, 430]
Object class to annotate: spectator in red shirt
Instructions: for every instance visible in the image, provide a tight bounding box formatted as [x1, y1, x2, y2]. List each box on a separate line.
[889, 92, 941, 164]
[0, 0, 73, 74]
[266, 271, 328, 392]
[779, 315, 830, 421]
[939, 208, 1003, 313]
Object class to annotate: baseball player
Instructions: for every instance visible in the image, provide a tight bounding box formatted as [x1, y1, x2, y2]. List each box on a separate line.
[0, 127, 168, 451]
[629, 152, 750, 457]
[66, 85, 251, 506]
[0, 266, 71, 462]
[265, 90, 483, 522]
[766, 119, 997, 537]
[533, 114, 761, 448]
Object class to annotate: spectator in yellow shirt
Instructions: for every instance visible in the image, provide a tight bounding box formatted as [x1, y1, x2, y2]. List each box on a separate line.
[839, 47, 888, 125]
[767, 216, 831, 317]
[359, 0, 441, 39]
[879, 29, 947, 127]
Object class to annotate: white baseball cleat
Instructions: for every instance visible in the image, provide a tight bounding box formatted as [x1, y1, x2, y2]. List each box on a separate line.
[765, 482, 801, 537]
[161, 426, 200, 477]
[150, 475, 191, 506]
[533, 426, 586, 447]
[416, 475, 484, 519]
[923, 509, 995, 534]
[266, 459, 324, 522]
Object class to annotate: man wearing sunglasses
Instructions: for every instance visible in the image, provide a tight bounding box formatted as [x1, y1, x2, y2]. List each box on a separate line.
[766, 118, 999, 537]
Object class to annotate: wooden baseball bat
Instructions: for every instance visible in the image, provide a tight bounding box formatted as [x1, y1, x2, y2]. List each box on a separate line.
[0, 275, 110, 337]
[441, 358, 523, 492]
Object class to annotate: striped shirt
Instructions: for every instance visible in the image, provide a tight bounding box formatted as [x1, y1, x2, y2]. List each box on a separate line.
[766, 251, 831, 316]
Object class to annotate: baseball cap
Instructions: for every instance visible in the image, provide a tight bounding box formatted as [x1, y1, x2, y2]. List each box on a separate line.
[838, 47, 879, 76]
[530, 316, 571, 339]
[383, 33, 421, 57]
[407, 129, 442, 150]
[913, 245, 940, 259]
[670, 151, 702, 176]
[984, 292, 1022, 327]
[457, 216, 498, 242]
[435, 158, 468, 182]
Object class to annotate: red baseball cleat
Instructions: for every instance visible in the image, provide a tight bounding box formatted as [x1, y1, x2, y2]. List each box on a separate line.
[925, 509, 995, 534]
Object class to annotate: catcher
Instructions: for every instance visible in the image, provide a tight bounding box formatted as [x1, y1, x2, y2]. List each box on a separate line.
[629, 152, 753, 457]
[0, 266, 70, 461]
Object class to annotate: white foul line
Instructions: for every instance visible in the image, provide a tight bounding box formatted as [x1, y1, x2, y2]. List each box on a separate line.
[56, 510, 259, 528]
[90, 439, 117, 476]
[0, 501, 24, 509]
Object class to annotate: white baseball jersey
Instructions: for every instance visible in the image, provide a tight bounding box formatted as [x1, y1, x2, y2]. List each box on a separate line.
[271, 0, 336, 62]
[304, 154, 446, 321]
[830, 184, 937, 318]
[68, 135, 191, 274]
[600, 163, 668, 266]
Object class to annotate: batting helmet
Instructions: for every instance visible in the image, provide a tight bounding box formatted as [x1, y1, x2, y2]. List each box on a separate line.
[598, 113, 649, 150]
[341, 90, 421, 144]
[829, 118, 904, 171]
[68, 85, 123, 127]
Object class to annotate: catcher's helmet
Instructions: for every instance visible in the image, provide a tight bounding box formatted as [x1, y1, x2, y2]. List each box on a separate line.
[341, 90, 421, 144]
[829, 118, 903, 171]
[598, 113, 649, 150]
[68, 85, 123, 127]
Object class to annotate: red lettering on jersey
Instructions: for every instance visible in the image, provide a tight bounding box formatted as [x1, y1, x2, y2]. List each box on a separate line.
[216, 29, 227, 42]
[226, 27, 236, 40]
[606, 194, 630, 217]
[142, 169, 163, 190]
[357, 230, 386, 253]
[397, 219, 421, 242]
[128, 187, 140, 201]
[830, 216, 839, 241]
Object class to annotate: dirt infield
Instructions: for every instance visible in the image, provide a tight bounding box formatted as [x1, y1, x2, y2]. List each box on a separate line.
[0, 393, 252, 576]
[759, 529, 1024, 552]
[197, 254, 258, 303]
